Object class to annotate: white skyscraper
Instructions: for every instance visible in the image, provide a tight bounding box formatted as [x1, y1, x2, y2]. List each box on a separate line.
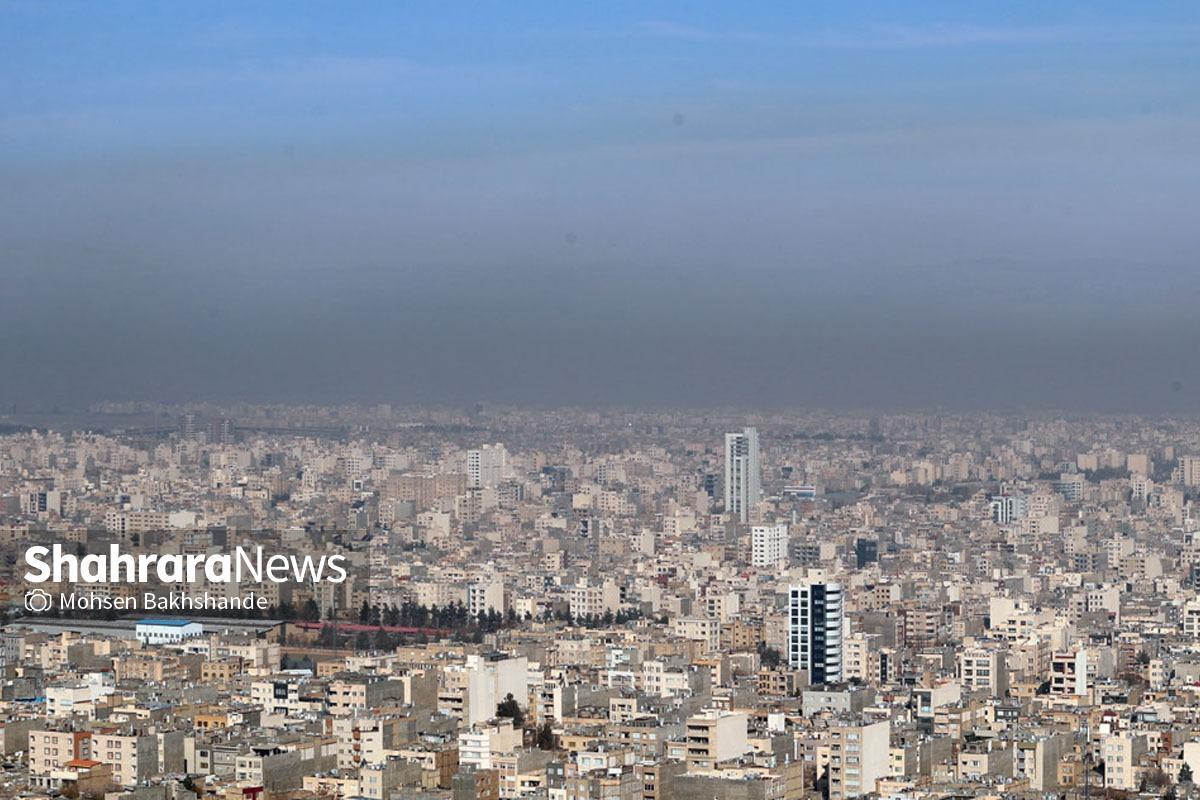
[467, 443, 508, 489]
[790, 581, 844, 685]
[751, 524, 788, 568]
[724, 427, 760, 524]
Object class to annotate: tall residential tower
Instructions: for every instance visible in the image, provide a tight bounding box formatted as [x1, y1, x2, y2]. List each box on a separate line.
[790, 581, 844, 685]
[467, 443, 508, 489]
[724, 427, 760, 524]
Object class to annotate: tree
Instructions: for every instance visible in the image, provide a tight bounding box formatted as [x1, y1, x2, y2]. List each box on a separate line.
[536, 722, 556, 750]
[757, 641, 783, 669]
[359, 600, 371, 624]
[1179, 763, 1193, 785]
[319, 624, 338, 647]
[496, 693, 525, 728]
[281, 654, 314, 672]
[301, 598, 321, 622]
[1145, 768, 1169, 790]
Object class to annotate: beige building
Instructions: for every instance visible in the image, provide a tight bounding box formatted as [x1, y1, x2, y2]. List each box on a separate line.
[958, 643, 1009, 697]
[827, 720, 889, 800]
[90, 732, 159, 788]
[28, 730, 91, 790]
[684, 709, 749, 772]
[1103, 732, 1147, 791]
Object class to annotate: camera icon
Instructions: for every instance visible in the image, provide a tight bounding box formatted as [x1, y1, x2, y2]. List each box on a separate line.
[24, 589, 53, 613]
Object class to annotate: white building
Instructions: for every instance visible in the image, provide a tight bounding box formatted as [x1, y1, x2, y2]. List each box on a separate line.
[1184, 598, 1200, 639]
[467, 444, 507, 489]
[790, 582, 843, 684]
[1180, 455, 1200, 487]
[751, 524, 789, 568]
[135, 618, 203, 645]
[467, 580, 506, 616]
[724, 427, 760, 524]
[990, 493, 1029, 524]
[457, 653, 529, 727]
[45, 676, 115, 718]
[458, 718, 521, 770]
[569, 580, 620, 620]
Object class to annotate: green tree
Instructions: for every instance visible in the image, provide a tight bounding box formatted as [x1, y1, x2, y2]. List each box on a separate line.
[536, 722, 556, 750]
[757, 641, 783, 669]
[496, 693, 525, 728]
[301, 598, 321, 621]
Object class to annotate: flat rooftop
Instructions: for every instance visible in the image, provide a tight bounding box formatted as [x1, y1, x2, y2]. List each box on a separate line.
[5, 616, 282, 637]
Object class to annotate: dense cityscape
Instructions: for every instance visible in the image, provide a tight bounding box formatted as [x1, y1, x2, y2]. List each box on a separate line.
[0, 406, 1199, 800]
[5, 0, 1198, 799]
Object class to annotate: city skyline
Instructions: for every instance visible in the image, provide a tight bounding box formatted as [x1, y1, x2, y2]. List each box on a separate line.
[4, 405, 1200, 798]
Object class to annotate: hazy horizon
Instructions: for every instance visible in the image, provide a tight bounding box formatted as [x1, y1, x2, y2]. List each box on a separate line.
[3, 2, 1199, 413]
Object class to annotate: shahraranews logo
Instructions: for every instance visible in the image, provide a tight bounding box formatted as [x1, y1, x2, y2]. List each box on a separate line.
[24, 543, 349, 585]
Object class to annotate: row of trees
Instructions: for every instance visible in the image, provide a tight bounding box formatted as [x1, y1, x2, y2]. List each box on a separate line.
[357, 600, 521, 631]
[356, 600, 645, 630]
[541, 607, 644, 627]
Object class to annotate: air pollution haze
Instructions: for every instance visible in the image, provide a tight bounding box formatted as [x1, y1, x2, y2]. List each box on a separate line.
[2, 2, 1198, 412]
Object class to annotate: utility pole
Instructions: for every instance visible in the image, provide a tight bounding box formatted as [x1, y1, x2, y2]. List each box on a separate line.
[1083, 716, 1091, 800]
[330, 577, 337, 646]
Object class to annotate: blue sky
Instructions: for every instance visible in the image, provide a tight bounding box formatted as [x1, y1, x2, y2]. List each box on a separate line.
[2, 2, 1199, 410]
[4, 1, 1198, 164]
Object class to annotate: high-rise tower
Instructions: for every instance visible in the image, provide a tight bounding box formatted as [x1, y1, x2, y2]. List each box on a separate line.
[467, 443, 508, 489]
[789, 581, 844, 685]
[724, 427, 760, 524]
